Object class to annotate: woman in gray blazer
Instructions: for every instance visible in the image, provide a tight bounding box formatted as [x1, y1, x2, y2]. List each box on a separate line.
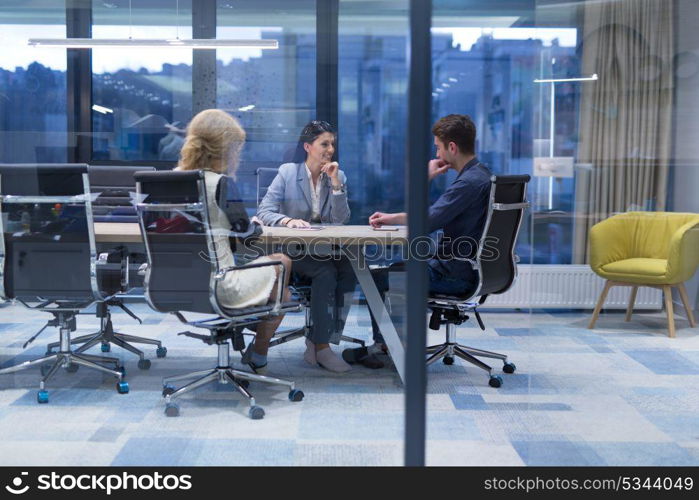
[257, 121, 356, 372]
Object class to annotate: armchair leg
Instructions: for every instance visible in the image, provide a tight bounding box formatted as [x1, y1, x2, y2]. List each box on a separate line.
[625, 286, 638, 322]
[663, 285, 676, 338]
[589, 281, 613, 329]
[677, 283, 697, 328]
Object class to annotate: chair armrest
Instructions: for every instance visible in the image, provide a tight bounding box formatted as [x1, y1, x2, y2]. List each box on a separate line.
[215, 260, 286, 311]
[96, 247, 130, 292]
[227, 221, 263, 241]
[589, 215, 631, 273]
[666, 222, 699, 284]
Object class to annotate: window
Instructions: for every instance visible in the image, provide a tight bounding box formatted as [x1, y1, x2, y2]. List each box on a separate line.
[338, 0, 409, 224]
[91, 0, 193, 162]
[0, 2, 67, 163]
[216, 0, 316, 205]
[432, 1, 583, 264]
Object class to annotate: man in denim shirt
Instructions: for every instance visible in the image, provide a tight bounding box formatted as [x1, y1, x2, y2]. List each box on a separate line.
[344, 114, 491, 367]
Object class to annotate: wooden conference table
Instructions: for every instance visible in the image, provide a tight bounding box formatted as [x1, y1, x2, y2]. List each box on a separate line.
[95, 223, 409, 383]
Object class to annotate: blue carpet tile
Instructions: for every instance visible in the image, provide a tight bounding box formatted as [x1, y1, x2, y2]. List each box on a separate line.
[0, 302, 697, 465]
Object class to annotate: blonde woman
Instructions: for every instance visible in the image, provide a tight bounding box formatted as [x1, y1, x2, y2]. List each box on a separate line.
[176, 109, 291, 372]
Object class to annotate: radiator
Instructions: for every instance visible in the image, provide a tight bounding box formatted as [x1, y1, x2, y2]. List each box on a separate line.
[486, 264, 663, 309]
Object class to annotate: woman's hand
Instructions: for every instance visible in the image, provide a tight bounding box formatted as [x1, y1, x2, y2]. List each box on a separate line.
[285, 218, 311, 228]
[321, 161, 340, 184]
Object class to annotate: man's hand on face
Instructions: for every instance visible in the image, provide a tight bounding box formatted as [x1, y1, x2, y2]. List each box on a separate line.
[428, 159, 449, 181]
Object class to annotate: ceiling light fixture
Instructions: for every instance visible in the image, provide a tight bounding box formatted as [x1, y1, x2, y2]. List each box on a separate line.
[27, 38, 278, 49]
[533, 74, 598, 83]
[29, 0, 277, 50]
[92, 104, 114, 114]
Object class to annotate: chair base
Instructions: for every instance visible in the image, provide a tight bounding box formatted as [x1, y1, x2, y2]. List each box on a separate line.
[161, 341, 302, 419]
[426, 341, 514, 388]
[0, 311, 127, 402]
[268, 307, 365, 349]
[46, 303, 164, 365]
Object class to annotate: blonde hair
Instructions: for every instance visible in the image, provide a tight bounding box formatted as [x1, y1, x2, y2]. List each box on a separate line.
[176, 109, 246, 175]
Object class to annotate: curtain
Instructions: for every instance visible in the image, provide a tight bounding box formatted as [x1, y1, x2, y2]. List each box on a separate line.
[572, 0, 674, 264]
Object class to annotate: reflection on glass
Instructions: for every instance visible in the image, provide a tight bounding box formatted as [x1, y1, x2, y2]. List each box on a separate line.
[338, 1, 409, 225]
[91, 0, 194, 161]
[216, 0, 316, 208]
[0, 15, 67, 163]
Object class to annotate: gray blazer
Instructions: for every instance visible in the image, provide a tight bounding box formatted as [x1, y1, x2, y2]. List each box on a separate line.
[256, 162, 350, 226]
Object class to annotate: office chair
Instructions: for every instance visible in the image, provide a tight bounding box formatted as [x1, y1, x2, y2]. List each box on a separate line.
[427, 175, 530, 388]
[135, 170, 304, 419]
[255, 167, 365, 349]
[0, 164, 129, 403]
[46, 165, 166, 368]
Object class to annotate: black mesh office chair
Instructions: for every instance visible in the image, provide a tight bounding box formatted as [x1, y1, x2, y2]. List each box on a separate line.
[46, 165, 166, 369]
[135, 170, 303, 419]
[427, 174, 530, 388]
[0, 164, 129, 403]
[255, 167, 365, 349]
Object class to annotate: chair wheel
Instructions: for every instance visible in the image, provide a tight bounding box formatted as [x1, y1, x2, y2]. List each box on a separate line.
[489, 375, 503, 388]
[249, 406, 265, 420]
[101, 343, 111, 353]
[165, 402, 180, 417]
[503, 362, 516, 374]
[443, 356, 454, 365]
[116, 381, 129, 394]
[37, 390, 49, 404]
[156, 346, 167, 358]
[162, 385, 176, 397]
[137, 359, 151, 370]
[65, 363, 79, 373]
[288, 389, 304, 402]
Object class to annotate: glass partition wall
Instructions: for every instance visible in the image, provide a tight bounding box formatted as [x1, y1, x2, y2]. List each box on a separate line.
[91, 0, 194, 162]
[0, 1, 68, 163]
[427, 0, 699, 467]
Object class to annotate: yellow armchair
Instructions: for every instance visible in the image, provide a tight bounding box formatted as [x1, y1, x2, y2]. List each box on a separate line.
[588, 212, 699, 337]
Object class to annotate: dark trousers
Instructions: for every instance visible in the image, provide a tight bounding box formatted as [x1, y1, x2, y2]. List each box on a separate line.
[292, 255, 357, 344]
[368, 262, 476, 344]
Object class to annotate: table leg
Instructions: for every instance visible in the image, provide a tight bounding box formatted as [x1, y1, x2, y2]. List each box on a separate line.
[344, 247, 405, 383]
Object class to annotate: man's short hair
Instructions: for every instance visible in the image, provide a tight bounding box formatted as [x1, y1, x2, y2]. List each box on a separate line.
[431, 114, 476, 155]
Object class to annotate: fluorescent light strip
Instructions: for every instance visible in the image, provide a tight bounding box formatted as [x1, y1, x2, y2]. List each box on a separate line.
[28, 38, 278, 49]
[92, 104, 113, 114]
[534, 74, 598, 83]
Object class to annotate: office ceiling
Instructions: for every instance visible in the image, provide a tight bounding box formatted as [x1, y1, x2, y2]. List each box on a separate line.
[0, 0, 581, 29]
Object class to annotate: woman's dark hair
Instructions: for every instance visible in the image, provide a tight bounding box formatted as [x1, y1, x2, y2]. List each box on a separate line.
[291, 120, 336, 163]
